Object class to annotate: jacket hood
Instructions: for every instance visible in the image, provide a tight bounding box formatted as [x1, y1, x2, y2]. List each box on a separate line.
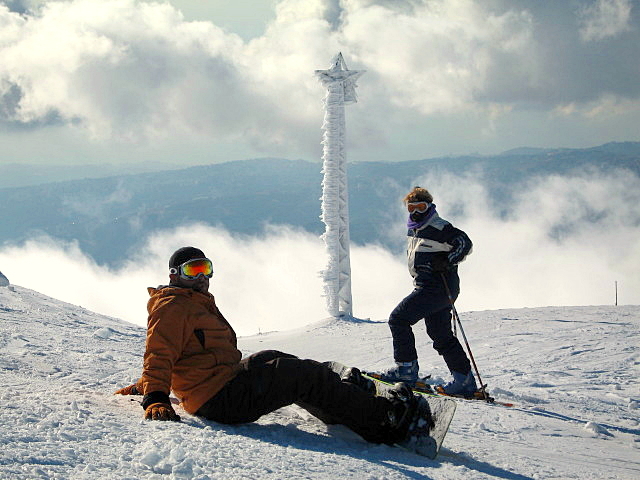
[147, 285, 215, 313]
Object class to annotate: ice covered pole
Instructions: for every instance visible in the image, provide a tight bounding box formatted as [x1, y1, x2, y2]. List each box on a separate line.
[315, 53, 364, 318]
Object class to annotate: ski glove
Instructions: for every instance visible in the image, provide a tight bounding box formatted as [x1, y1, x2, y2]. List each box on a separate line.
[144, 403, 181, 422]
[114, 384, 141, 395]
[142, 391, 181, 421]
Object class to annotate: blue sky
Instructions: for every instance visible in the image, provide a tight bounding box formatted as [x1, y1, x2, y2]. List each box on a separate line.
[1, 0, 639, 166]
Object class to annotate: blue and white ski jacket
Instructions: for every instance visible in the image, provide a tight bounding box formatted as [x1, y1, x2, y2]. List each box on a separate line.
[407, 212, 472, 287]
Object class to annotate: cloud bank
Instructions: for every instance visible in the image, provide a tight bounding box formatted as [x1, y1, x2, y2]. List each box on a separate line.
[1, 169, 638, 335]
[418, 167, 640, 312]
[1, 0, 638, 160]
[579, 0, 633, 41]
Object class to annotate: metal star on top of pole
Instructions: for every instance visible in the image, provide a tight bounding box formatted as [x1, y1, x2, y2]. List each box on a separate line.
[315, 52, 364, 104]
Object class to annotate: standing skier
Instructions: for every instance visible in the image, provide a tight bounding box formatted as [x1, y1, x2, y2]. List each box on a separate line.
[382, 187, 476, 395]
[115, 246, 429, 447]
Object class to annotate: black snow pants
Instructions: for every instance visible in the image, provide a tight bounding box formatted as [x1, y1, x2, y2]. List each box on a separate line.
[196, 350, 401, 444]
[389, 273, 471, 375]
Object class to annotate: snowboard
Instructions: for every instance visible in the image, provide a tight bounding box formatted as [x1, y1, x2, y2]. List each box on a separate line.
[325, 361, 456, 459]
[370, 374, 457, 459]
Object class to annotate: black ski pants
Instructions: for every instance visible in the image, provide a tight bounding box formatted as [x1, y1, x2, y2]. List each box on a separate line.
[389, 277, 471, 375]
[196, 350, 401, 444]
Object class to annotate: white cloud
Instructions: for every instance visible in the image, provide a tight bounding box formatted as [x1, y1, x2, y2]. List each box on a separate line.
[581, 94, 640, 119]
[0, 0, 254, 140]
[549, 95, 640, 140]
[579, 0, 633, 42]
[1, 170, 638, 335]
[340, 0, 537, 113]
[416, 168, 640, 312]
[0, 225, 331, 335]
[2, 0, 636, 162]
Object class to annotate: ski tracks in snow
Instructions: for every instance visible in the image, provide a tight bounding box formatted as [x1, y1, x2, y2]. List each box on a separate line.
[1, 285, 639, 479]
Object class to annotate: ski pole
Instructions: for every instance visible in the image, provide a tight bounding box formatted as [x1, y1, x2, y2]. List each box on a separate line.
[440, 273, 489, 400]
[452, 309, 457, 337]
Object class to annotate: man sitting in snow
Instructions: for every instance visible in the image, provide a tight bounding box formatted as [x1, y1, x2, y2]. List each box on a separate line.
[115, 246, 422, 446]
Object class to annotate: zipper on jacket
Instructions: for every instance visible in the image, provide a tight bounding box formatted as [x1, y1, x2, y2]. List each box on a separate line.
[194, 329, 205, 348]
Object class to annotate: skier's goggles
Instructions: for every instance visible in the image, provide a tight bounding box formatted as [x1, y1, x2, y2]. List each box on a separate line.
[170, 258, 214, 279]
[407, 202, 429, 214]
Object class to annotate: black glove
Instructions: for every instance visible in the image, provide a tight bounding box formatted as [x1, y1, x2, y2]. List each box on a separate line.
[430, 255, 451, 274]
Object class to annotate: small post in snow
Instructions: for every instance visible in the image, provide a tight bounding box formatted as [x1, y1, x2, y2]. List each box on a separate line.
[315, 53, 364, 319]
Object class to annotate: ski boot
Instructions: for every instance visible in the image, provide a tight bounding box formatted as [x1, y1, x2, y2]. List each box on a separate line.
[379, 360, 419, 384]
[437, 370, 477, 396]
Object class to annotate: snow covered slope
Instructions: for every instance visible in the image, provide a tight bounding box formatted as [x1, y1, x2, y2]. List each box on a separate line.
[1, 284, 638, 479]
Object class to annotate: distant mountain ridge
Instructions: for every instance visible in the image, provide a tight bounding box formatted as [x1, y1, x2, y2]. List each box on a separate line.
[0, 142, 639, 265]
[497, 141, 640, 157]
[3, 142, 638, 188]
[0, 161, 184, 189]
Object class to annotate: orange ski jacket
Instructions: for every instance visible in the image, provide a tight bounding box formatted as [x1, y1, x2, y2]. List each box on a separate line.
[139, 286, 242, 414]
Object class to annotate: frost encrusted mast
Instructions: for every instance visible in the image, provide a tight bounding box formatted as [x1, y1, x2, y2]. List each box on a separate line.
[316, 53, 364, 319]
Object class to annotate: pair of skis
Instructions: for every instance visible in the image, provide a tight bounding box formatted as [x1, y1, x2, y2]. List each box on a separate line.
[363, 371, 514, 408]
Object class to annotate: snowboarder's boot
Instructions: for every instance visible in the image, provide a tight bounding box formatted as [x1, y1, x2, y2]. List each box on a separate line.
[343, 367, 376, 395]
[341, 366, 377, 395]
[368, 375, 457, 459]
[438, 370, 477, 396]
[382, 382, 418, 438]
[380, 360, 419, 384]
[322, 361, 377, 395]
[397, 395, 438, 457]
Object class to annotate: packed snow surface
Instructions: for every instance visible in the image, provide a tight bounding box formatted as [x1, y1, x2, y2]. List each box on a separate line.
[0, 284, 638, 479]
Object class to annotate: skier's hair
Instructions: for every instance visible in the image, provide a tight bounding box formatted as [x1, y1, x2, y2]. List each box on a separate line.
[404, 186, 433, 204]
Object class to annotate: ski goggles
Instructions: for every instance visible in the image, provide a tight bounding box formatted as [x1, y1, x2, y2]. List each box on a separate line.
[170, 258, 214, 279]
[407, 202, 429, 214]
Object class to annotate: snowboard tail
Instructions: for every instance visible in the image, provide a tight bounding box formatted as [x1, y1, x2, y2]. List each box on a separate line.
[372, 377, 456, 459]
[324, 361, 457, 459]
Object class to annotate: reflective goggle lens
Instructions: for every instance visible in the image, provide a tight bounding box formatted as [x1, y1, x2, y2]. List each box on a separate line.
[180, 258, 213, 278]
[407, 202, 429, 213]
